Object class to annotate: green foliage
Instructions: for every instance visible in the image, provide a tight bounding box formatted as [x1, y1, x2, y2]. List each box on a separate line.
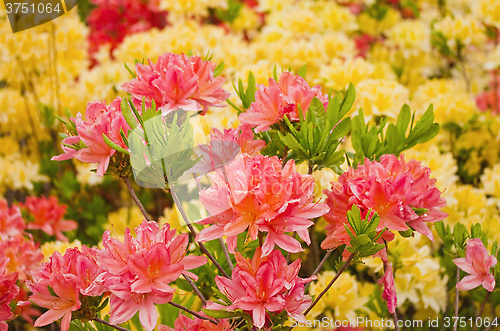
[214, 0, 244, 23]
[39, 103, 57, 128]
[232, 71, 256, 111]
[125, 96, 200, 188]
[344, 205, 385, 258]
[278, 84, 356, 173]
[351, 104, 439, 166]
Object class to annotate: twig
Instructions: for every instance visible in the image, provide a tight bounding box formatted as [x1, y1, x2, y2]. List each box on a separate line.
[473, 292, 491, 331]
[453, 267, 460, 331]
[170, 185, 230, 278]
[183, 273, 207, 306]
[304, 249, 334, 291]
[393, 311, 400, 331]
[168, 301, 218, 325]
[300, 253, 355, 320]
[122, 176, 152, 222]
[219, 237, 234, 271]
[93, 318, 131, 331]
[281, 146, 289, 167]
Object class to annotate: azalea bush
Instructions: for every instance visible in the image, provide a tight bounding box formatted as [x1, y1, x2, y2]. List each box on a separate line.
[1, 0, 500, 331]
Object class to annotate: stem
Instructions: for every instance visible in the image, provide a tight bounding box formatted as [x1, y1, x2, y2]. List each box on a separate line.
[453, 267, 460, 331]
[170, 185, 230, 278]
[301, 253, 354, 318]
[393, 312, 400, 331]
[168, 301, 218, 325]
[473, 292, 491, 331]
[219, 237, 234, 271]
[93, 318, 131, 331]
[122, 176, 152, 222]
[183, 273, 207, 306]
[304, 249, 334, 291]
[281, 146, 289, 167]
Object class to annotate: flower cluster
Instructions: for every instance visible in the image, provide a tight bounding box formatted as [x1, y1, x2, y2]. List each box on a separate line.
[22, 196, 77, 242]
[212, 248, 314, 329]
[322, 155, 447, 250]
[190, 125, 266, 176]
[52, 98, 131, 177]
[122, 53, 230, 115]
[28, 220, 207, 331]
[196, 154, 329, 256]
[98, 221, 207, 330]
[160, 312, 233, 331]
[27, 246, 104, 331]
[0, 256, 19, 331]
[87, 0, 167, 61]
[239, 72, 328, 132]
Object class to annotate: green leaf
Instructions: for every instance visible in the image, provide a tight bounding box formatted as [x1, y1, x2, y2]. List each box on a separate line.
[297, 64, 307, 78]
[339, 83, 356, 119]
[214, 62, 225, 77]
[435, 221, 446, 241]
[386, 124, 400, 154]
[121, 96, 138, 130]
[453, 223, 469, 249]
[175, 278, 195, 292]
[245, 71, 256, 108]
[396, 104, 411, 138]
[326, 94, 341, 127]
[102, 133, 130, 155]
[124, 62, 136, 78]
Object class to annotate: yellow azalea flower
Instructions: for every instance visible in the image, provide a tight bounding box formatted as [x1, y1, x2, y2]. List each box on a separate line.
[403, 145, 458, 195]
[474, 0, 500, 28]
[434, 15, 486, 47]
[41, 240, 82, 262]
[353, 79, 410, 120]
[106, 206, 145, 237]
[309, 272, 369, 321]
[75, 162, 104, 186]
[386, 20, 431, 57]
[481, 164, 500, 208]
[442, 185, 497, 229]
[320, 57, 375, 91]
[358, 7, 400, 36]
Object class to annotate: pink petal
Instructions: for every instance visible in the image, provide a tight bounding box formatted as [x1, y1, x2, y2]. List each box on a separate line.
[456, 275, 483, 291]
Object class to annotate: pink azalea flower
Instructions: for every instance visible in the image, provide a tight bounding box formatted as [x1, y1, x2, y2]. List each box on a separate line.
[378, 262, 397, 313]
[321, 155, 447, 250]
[212, 248, 314, 329]
[454, 238, 497, 292]
[0, 199, 25, 240]
[22, 196, 77, 242]
[159, 312, 233, 331]
[52, 98, 131, 177]
[98, 221, 207, 331]
[28, 246, 106, 331]
[239, 72, 328, 133]
[0, 256, 19, 331]
[196, 154, 329, 256]
[190, 125, 265, 176]
[121, 53, 230, 116]
[0, 235, 42, 281]
[28, 273, 81, 331]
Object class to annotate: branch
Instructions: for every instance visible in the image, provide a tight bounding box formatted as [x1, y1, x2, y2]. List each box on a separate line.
[473, 291, 492, 331]
[297, 252, 354, 326]
[183, 273, 207, 306]
[453, 266, 460, 331]
[93, 318, 131, 331]
[169, 185, 230, 278]
[304, 249, 334, 291]
[122, 176, 152, 222]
